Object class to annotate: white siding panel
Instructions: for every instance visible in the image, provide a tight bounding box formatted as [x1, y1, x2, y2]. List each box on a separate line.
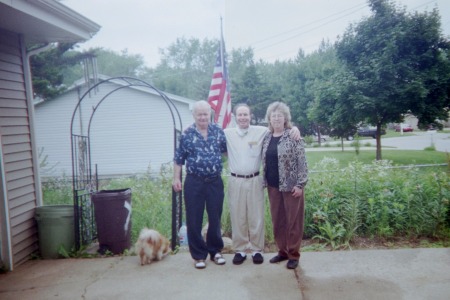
[7, 168, 33, 181]
[2, 133, 30, 145]
[4, 159, 33, 173]
[0, 69, 23, 82]
[0, 107, 28, 117]
[0, 89, 26, 100]
[89, 88, 175, 176]
[9, 184, 34, 202]
[0, 79, 24, 91]
[0, 125, 30, 135]
[0, 116, 29, 126]
[3, 150, 32, 163]
[10, 196, 35, 217]
[35, 82, 196, 177]
[6, 176, 34, 191]
[35, 89, 82, 177]
[0, 60, 22, 74]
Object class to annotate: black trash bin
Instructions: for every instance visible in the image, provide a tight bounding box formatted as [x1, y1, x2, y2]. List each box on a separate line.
[92, 188, 132, 254]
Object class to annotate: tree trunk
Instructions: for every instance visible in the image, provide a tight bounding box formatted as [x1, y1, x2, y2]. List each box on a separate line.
[376, 125, 382, 160]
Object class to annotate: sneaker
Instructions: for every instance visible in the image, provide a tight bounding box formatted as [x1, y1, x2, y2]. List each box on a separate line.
[269, 255, 288, 263]
[232, 253, 247, 265]
[252, 253, 264, 264]
[287, 259, 299, 269]
[211, 253, 226, 265]
[194, 260, 206, 269]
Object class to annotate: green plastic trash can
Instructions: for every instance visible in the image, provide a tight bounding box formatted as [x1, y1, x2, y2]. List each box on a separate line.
[35, 205, 75, 259]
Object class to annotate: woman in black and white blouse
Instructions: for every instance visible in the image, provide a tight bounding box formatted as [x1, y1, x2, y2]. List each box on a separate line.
[261, 101, 308, 270]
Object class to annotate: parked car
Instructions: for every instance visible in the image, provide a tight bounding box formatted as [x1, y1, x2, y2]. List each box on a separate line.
[329, 128, 356, 141]
[395, 124, 413, 132]
[357, 126, 386, 139]
[313, 133, 330, 143]
[313, 132, 329, 142]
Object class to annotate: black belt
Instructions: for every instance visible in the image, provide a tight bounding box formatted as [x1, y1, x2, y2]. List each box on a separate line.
[231, 171, 260, 179]
[187, 173, 220, 182]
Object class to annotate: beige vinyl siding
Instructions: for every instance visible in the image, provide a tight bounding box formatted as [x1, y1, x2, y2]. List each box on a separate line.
[0, 28, 39, 267]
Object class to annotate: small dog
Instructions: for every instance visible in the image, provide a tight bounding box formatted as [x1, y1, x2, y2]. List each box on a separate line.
[202, 223, 233, 253]
[135, 228, 171, 266]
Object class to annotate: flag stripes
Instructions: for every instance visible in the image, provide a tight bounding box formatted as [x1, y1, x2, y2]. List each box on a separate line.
[207, 27, 231, 129]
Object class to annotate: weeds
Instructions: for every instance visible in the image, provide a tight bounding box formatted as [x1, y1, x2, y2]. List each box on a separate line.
[42, 158, 449, 252]
[58, 244, 98, 259]
[313, 221, 347, 250]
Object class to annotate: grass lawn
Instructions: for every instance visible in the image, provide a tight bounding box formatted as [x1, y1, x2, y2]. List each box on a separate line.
[305, 150, 448, 169]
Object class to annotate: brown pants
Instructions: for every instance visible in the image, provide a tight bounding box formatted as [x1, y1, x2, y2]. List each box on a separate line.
[267, 186, 305, 260]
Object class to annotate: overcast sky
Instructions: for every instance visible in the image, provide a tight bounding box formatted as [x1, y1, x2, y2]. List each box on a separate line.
[62, 0, 450, 68]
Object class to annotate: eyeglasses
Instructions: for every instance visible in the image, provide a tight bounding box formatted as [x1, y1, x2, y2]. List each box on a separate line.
[270, 113, 284, 119]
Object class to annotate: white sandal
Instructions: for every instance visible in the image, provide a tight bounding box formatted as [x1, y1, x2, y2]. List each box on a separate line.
[194, 260, 206, 269]
[213, 253, 226, 265]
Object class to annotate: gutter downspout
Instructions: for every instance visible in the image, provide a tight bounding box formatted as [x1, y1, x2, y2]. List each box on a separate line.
[0, 135, 13, 271]
[22, 41, 53, 207]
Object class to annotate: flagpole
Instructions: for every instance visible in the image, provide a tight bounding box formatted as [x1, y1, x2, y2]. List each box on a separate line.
[220, 17, 224, 74]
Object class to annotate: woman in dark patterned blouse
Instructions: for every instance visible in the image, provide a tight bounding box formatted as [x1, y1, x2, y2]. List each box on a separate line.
[261, 101, 308, 270]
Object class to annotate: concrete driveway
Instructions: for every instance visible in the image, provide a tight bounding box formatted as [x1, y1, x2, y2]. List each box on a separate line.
[0, 248, 449, 300]
[371, 131, 450, 152]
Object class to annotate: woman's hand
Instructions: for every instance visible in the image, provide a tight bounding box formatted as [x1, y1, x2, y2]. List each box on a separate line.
[291, 186, 303, 198]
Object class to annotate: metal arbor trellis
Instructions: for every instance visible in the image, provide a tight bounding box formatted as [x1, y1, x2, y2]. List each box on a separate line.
[70, 77, 183, 250]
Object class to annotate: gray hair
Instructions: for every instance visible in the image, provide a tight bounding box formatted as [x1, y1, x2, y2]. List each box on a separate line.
[192, 100, 211, 115]
[265, 101, 293, 132]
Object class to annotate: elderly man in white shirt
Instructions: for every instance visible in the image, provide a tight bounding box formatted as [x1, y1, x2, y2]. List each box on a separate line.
[225, 103, 300, 265]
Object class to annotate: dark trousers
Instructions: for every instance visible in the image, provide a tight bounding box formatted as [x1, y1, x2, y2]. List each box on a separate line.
[267, 186, 305, 260]
[184, 174, 224, 260]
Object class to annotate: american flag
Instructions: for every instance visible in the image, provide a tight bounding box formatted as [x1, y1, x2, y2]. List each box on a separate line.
[207, 30, 231, 129]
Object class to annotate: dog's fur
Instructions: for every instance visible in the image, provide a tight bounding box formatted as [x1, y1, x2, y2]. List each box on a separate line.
[202, 223, 233, 253]
[135, 228, 170, 265]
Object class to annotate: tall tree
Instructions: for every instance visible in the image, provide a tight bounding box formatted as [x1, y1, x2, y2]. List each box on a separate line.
[307, 43, 360, 146]
[281, 49, 312, 133]
[62, 47, 150, 86]
[232, 60, 274, 123]
[284, 46, 337, 136]
[30, 43, 91, 100]
[335, 0, 450, 159]
[149, 37, 218, 100]
[228, 47, 255, 87]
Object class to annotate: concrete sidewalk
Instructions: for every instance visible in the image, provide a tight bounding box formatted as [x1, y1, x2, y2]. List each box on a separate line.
[0, 248, 449, 300]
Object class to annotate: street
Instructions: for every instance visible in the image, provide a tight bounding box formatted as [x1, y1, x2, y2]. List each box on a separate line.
[315, 131, 450, 152]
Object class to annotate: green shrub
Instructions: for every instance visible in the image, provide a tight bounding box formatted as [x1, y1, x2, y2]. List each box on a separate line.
[306, 159, 449, 249]
[42, 175, 72, 205]
[42, 158, 449, 250]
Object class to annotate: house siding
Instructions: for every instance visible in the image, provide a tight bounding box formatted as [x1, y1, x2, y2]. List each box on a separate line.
[0, 28, 39, 268]
[35, 82, 196, 179]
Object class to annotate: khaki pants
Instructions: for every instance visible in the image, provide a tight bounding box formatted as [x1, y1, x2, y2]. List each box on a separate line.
[267, 186, 305, 260]
[228, 175, 265, 252]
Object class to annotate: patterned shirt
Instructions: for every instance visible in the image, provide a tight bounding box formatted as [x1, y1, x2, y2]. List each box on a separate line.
[262, 129, 308, 191]
[174, 123, 227, 177]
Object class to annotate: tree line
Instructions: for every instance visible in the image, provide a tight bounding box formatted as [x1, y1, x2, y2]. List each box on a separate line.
[31, 0, 449, 160]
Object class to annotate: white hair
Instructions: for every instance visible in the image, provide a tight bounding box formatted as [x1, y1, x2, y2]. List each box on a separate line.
[192, 100, 211, 115]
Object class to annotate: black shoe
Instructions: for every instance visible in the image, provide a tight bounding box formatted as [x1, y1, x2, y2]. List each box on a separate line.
[287, 259, 299, 269]
[232, 253, 246, 265]
[252, 253, 264, 264]
[269, 255, 288, 263]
